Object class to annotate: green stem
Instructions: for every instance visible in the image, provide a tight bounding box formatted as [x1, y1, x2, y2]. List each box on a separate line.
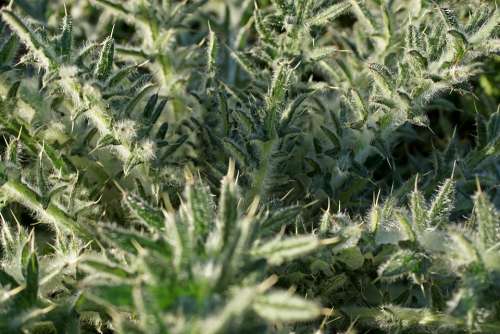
[249, 138, 277, 203]
[2, 179, 92, 239]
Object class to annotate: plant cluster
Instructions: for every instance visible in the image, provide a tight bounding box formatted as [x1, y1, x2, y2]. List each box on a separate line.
[0, 0, 499, 333]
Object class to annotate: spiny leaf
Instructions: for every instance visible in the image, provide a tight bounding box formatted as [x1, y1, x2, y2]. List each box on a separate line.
[438, 7, 460, 30]
[223, 138, 249, 166]
[446, 29, 467, 62]
[447, 231, 479, 266]
[474, 190, 499, 250]
[143, 93, 159, 120]
[25, 253, 39, 303]
[349, 88, 368, 120]
[216, 160, 240, 247]
[161, 134, 188, 159]
[0, 35, 19, 65]
[368, 63, 395, 96]
[2, 178, 91, 238]
[267, 61, 291, 111]
[98, 224, 166, 254]
[427, 178, 455, 227]
[307, 46, 345, 62]
[368, 199, 381, 234]
[254, 5, 277, 48]
[82, 259, 132, 279]
[407, 49, 428, 70]
[378, 249, 427, 281]
[156, 122, 169, 140]
[150, 98, 168, 125]
[307, 1, 352, 26]
[468, 6, 498, 43]
[228, 49, 258, 79]
[60, 6, 72, 61]
[124, 193, 164, 230]
[336, 246, 364, 270]
[406, 24, 418, 49]
[265, 62, 292, 137]
[95, 32, 115, 81]
[253, 290, 322, 322]
[124, 83, 156, 117]
[260, 206, 301, 232]
[410, 181, 427, 231]
[207, 23, 218, 78]
[184, 177, 215, 241]
[106, 63, 139, 87]
[251, 235, 320, 265]
[320, 125, 341, 149]
[1, 9, 56, 68]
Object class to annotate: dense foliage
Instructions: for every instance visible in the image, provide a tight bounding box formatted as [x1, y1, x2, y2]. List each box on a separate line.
[0, 0, 498, 333]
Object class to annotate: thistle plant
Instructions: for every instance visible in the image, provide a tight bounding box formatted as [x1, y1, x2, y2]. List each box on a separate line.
[300, 179, 500, 333]
[0, 1, 499, 333]
[179, 0, 499, 208]
[79, 161, 334, 333]
[0, 218, 90, 333]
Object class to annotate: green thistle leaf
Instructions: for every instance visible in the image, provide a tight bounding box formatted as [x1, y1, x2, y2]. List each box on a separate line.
[253, 290, 322, 322]
[60, 6, 72, 61]
[124, 193, 164, 230]
[95, 31, 115, 81]
[474, 189, 499, 250]
[368, 63, 395, 96]
[251, 235, 320, 265]
[427, 178, 455, 228]
[307, 1, 351, 26]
